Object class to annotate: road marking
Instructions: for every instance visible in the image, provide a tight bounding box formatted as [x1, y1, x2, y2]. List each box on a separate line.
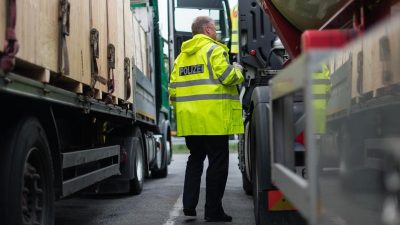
[163, 194, 183, 225]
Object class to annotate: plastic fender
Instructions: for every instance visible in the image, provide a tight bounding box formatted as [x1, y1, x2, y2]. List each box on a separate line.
[251, 86, 274, 191]
[126, 136, 136, 180]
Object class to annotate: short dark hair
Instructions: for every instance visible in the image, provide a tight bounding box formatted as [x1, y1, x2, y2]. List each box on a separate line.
[191, 16, 214, 35]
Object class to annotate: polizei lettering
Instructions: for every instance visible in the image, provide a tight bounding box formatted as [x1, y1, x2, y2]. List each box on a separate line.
[179, 64, 204, 76]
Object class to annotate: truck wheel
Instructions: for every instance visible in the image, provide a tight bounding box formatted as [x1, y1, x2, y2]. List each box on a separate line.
[151, 135, 169, 178]
[166, 139, 172, 165]
[251, 137, 266, 225]
[242, 121, 253, 195]
[242, 172, 253, 195]
[166, 129, 172, 165]
[250, 106, 306, 225]
[250, 110, 267, 224]
[252, 139, 306, 225]
[0, 117, 54, 225]
[129, 127, 145, 195]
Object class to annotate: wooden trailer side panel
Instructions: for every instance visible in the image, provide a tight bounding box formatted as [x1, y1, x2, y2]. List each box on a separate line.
[132, 16, 143, 74]
[107, 0, 125, 101]
[67, 0, 91, 86]
[362, 22, 400, 97]
[124, 0, 134, 103]
[0, 0, 59, 72]
[90, 0, 108, 93]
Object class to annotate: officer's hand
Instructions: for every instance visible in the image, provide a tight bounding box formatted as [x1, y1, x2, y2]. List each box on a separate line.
[232, 62, 243, 72]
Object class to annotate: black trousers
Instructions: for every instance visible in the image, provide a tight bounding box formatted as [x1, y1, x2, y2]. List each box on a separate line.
[183, 135, 229, 217]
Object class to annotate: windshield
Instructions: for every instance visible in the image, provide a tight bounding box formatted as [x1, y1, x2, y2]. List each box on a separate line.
[174, 3, 229, 42]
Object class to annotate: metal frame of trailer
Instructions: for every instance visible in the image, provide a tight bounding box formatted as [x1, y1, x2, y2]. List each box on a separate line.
[270, 14, 400, 225]
[269, 51, 333, 224]
[0, 70, 131, 197]
[0, 71, 135, 119]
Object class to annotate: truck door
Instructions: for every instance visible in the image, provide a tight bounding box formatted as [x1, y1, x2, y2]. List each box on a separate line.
[168, 0, 231, 60]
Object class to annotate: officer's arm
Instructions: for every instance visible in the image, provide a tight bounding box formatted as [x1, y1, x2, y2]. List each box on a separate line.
[211, 46, 244, 86]
[168, 62, 178, 109]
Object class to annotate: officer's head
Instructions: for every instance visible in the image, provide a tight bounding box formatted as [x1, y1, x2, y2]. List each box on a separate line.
[191, 16, 217, 41]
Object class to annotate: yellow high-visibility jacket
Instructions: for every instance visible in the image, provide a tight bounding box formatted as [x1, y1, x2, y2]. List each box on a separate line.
[312, 64, 331, 134]
[230, 4, 239, 54]
[169, 34, 244, 136]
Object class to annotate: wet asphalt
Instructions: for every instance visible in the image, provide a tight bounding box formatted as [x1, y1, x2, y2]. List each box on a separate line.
[55, 153, 256, 225]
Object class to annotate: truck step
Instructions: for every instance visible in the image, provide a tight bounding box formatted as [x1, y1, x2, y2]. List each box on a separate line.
[61, 145, 120, 197]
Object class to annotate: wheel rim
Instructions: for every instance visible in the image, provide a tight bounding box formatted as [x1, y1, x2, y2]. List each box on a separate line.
[136, 147, 144, 182]
[156, 145, 162, 169]
[22, 147, 46, 225]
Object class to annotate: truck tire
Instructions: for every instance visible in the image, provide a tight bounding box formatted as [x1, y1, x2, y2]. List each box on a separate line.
[151, 134, 169, 178]
[129, 127, 145, 195]
[166, 130, 173, 165]
[242, 172, 253, 195]
[152, 124, 170, 178]
[166, 138, 172, 165]
[242, 121, 253, 195]
[0, 117, 54, 225]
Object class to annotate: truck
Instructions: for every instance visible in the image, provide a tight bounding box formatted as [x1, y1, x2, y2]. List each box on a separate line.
[237, 0, 400, 225]
[235, 0, 306, 224]
[0, 0, 172, 224]
[168, 0, 232, 63]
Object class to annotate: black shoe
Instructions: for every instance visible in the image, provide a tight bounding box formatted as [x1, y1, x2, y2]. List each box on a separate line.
[204, 213, 232, 222]
[183, 208, 197, 217]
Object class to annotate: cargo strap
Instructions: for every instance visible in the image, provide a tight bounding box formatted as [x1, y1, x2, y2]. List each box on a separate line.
[379, 35, 392, 84]
[59, 0, 70, 76]
[356, 50, 363, 95]
[124, 57, 131, 101]
[0, 0, 19, 73]
[104, 44, 115, 104]
[89, 29, 107, 97]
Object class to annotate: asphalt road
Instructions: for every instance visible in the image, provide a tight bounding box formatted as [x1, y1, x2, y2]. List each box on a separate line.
[55, 153, 255, 225]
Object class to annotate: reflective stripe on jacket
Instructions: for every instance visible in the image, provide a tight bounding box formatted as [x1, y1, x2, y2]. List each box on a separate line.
[168, 34, 244, 136]
[312, 64, 331, 134]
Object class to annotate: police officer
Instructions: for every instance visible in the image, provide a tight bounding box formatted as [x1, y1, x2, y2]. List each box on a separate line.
[168, 16, 244, 222]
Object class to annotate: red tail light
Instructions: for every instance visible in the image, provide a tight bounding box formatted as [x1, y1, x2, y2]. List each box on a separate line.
[249, 49, 257, 56]
[120, 149, 128, 163]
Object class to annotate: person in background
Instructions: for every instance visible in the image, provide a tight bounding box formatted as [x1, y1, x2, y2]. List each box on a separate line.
[168, 16, 244, 222]
[230, 3, 239, 57]
[312, 63, 331, 136]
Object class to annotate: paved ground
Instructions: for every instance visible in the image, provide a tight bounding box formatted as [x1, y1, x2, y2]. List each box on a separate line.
[55, 153, 255, 225]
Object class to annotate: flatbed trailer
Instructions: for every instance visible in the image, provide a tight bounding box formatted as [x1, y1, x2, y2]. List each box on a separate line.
[0, 1, 172, 225]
